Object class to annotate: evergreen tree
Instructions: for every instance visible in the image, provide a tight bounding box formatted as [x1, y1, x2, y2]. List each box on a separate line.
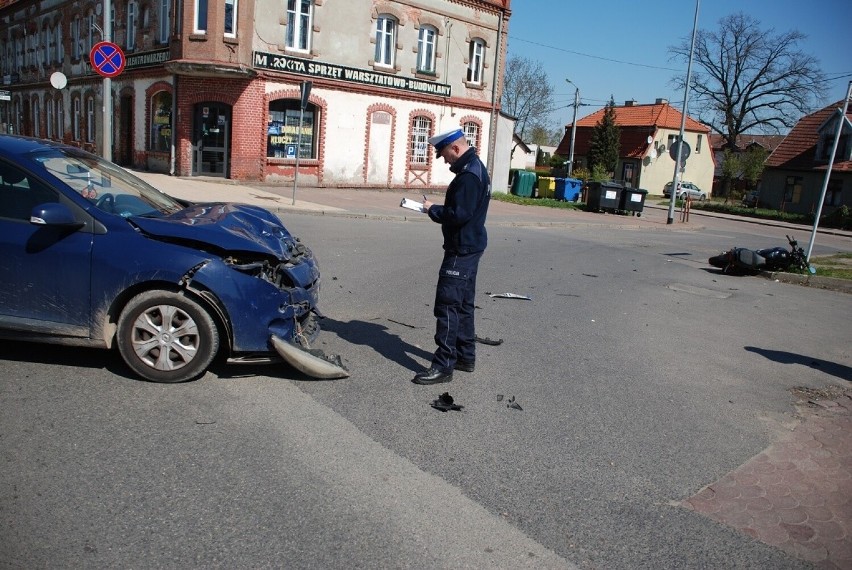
[587, 97, 620, 175]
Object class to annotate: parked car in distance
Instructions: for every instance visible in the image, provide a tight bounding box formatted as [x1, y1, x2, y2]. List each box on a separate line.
[663, 181, 707, 201]
[742, 190, 760, 208]
[0, 134, 348, 382]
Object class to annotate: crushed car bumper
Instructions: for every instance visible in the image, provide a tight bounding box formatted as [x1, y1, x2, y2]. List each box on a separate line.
[270, 335, 349, 379]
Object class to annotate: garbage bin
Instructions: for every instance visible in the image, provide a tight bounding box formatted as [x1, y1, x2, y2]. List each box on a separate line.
[619, 187, 649, 216]
[556, 177, 583, 202]
[537, 176, 556, 199]
[511, 171, 536, 198]
[585, 181, 622, 212]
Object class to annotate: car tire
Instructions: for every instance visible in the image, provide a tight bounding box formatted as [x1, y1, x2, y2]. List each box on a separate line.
[117, 290, 219, 383]
[698, 194, 706, 201]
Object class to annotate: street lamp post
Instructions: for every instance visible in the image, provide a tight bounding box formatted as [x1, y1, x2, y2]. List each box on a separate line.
[566, 79, 579, 177]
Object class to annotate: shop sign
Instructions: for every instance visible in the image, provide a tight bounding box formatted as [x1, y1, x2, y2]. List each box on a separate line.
[253, 51, 451, 98]
[125, 48, 170, 70]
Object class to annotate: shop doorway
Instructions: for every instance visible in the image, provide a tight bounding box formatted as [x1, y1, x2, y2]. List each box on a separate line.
[192, 102, 231, 177]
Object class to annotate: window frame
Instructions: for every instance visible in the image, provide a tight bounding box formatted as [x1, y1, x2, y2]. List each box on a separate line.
[374, 15, 396, 68]
[285, 0, 312, 52]
[159, 0, 171, 44]
[467, 38, 485, 84]
[73, 97, 81, 141]
[224, 0, 237, 38]
[417, 25, 437, 74]
[194, 0, 208, 34]
[86, 96, 95, 143]
[127, 0, 138, 50]
[409, 115, 431, 165]
[267, 98, 319, 160]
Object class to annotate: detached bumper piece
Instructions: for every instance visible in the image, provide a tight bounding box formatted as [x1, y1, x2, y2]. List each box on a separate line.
[271, 335, 349, 379]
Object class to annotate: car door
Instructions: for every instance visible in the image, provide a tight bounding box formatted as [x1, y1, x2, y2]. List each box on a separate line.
[0, 161, 95, 337]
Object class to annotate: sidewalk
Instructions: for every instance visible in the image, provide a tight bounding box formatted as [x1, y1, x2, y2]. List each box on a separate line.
[130, 169, 852, 239]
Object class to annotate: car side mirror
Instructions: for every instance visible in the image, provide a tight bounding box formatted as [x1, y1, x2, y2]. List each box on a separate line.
[30, 203, 85, 229]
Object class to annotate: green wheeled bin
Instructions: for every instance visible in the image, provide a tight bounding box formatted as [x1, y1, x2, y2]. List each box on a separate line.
[511, 171, 535, 198]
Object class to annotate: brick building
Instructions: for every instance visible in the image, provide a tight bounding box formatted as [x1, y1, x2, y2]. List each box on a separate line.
[0, 0, 512, 189]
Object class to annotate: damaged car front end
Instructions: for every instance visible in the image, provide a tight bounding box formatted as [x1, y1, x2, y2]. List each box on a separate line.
[0, 134, 348, 382]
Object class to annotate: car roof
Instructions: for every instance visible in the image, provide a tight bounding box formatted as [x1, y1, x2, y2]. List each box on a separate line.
[0, 134, 74, 161]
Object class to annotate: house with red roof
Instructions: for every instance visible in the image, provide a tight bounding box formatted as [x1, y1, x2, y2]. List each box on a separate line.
[709, 134, 786, 198]
[555, 99, 714, 195]
[761, 101, 852, 214]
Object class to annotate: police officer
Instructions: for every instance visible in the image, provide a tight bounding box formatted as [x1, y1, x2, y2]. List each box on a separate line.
[413, 129, 490, 385]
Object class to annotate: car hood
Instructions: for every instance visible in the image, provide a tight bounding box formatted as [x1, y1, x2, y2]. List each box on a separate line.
[130, 203, 300, 260]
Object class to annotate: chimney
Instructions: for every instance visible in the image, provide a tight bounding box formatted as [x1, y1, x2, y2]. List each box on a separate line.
[655, 98, 668, 105]
[624, 100, 636, 107]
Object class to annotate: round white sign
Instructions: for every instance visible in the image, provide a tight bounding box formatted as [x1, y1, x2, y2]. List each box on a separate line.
[50, 72, 67, 90]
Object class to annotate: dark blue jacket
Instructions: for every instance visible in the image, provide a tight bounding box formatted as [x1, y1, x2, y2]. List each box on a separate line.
[426, 147, 491, 254]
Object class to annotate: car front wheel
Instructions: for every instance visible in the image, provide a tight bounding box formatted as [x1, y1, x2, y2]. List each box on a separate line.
[117, 290, 219, 383]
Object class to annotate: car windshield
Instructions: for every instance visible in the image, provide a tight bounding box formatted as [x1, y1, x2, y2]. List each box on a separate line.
[27, 147, 184, 218]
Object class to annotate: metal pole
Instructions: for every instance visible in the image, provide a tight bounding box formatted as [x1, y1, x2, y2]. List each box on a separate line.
[102, 0, 112, 161]
[805, 80, 852, 262]
[667, 0, 700, 225]
[568, 86, 578, 177]
[292, 107, 304, 206]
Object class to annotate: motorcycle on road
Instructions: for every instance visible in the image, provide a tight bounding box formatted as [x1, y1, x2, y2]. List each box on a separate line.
[708, 235, 814, 275]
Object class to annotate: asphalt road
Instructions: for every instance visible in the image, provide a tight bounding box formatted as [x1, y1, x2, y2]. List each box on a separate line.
[1, 211, 850, 569]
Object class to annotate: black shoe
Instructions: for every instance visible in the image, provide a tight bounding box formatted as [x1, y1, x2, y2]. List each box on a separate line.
[454, 360, 475, 372]
[412, 367, 453, 385]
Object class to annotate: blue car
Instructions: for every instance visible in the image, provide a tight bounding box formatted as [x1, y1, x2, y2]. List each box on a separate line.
[0, 135, 347, 382]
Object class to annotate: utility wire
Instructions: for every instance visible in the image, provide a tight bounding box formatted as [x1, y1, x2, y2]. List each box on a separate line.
[508, 35, 681, 72]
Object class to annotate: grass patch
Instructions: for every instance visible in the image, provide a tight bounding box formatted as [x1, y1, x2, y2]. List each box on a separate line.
[493, 193, 582, 209]
[809, 252, 852, 280]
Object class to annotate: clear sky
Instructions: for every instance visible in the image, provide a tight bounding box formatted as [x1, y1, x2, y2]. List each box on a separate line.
[506, 0, 852, 130]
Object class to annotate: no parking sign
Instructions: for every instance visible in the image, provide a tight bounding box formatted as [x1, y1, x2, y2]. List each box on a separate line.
[90, 41, 126, 78]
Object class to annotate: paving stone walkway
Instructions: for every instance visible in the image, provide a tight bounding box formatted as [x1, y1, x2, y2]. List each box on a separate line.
[683, 393, 852, 569]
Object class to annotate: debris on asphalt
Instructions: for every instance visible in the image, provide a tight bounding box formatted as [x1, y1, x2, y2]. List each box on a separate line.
[388, 318, 422, 329]
[431, 392, 464, 412]
[497, 394, 504, 402]
[475, 335, 503, 346]
[506, 396, 523, 411]
[485, 292, 532, 300]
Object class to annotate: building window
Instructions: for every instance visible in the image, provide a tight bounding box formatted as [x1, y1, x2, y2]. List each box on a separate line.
[57, 98, 64, 139]
[463, 121, 479, 148]
[111, 5, 116, 39]
[374, 15, 396, 68]
[46, 98, 54, 138]
[224, 0, 237, 37]
[286, 0, 311, 51]
[86, 14, 95, 53]
[194, 0, 208, 33]
[410, 115, 431, 165]
[784, 176, 802, 205]
[467, 39, 484, 84]
[826, 179, 843, 207]
[55, 25, 64, 62]
[73, 97, 81, 141]
[159, 0, 171, 43]
[696, 134, 702, 154]
[127, 1, 138, 50]
[267, 99, 317, 159]
[33, 99, 40, 138]
[150, 91, 172, 152]
[72, 17, 80, 59]
[86, 97, 95, 143]
[417, 26, 436, 74]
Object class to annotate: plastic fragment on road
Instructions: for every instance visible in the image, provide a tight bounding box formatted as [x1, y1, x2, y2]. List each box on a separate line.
[485, 292, 532, 300]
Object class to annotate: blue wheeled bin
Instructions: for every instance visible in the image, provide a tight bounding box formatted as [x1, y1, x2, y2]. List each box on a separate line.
[585, 181, 622, 213]
[558, 177, 583, 202]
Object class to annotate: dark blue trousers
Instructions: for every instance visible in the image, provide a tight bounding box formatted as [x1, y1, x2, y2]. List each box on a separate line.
[432, 251, 483, 373]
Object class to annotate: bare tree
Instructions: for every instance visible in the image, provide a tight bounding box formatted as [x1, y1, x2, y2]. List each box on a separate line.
[501, 56, 555, 143]
[670, 12, 826, 150]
